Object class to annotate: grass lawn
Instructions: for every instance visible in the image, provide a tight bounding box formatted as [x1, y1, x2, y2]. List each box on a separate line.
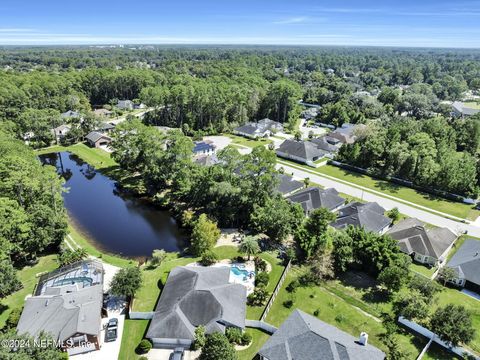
[0, 255, 58, 329]
[118, 319, 150, 360]
[279, 159, 479, 220]
[410, 263, 436, 279]
[463, 101, 480, 110]
[264, 267, 425, 357]
[225, 134, 273, 148]
[237, 328, 271, 360]
[246, 252, 285, 320]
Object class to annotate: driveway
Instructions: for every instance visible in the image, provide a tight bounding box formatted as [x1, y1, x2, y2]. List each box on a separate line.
[146, 349, 200, 360]
[299, 119, 327, 139]
[203, 135, 232, 150]
[277, 161, 479, 237]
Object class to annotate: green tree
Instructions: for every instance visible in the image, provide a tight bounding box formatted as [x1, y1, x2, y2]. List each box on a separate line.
[191, 214, 221, 256]
[430, 304, 475, 347]
[378, 265, 409, 294]
[193, 325, 206, 350]
[386, 207, 401, 224]
[199, 332, 237, 360]
[250, 196, 304, 242]
[392, 289, 430, 322]
[437, 266, 457, 286]
[239, 236, 260, 260]
[0, 260, 21, 298]
[109, 267, 143, 298]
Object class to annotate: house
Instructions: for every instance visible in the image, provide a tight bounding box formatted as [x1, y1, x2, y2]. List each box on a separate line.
[387, 218, 457, 266]
[446, 239, 480, 292]
[331, 202, 391, 234]
[287, 187, 345, 214]
[16, 260, 104, 356]
[258, 309, 385, 360]
[451, 101, 480, 118]
[301, 107, 319, 120]
[276, 139, 327, 166]
[52, 124, 71, 141]
[134, 103, 147, 109]
[194, 154, 220, 166]
[329, 123, 366, 144]
[146, 266, 246, 349]
[85, 131, 112, 148]
[275, 174, 304, 197]
[61, 110, 81, 119]
[95, 122, 116, 133]
[193, 140, 216, 155]
[233, 118, 283, 139]
[310, 135, 342, 157]
[116, 100, 134, 110]
[93, 108, 113, 118]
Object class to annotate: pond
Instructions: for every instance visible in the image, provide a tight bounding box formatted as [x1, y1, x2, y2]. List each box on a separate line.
[39, 152, 187, 258]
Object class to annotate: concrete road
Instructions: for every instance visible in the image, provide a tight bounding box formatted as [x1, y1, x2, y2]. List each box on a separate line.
[278, 161, 480, 237]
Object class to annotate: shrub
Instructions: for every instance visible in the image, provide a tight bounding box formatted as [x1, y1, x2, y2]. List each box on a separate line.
[254, 257, 267, 272]
[200, 250, 218, 266]
[255, 272, 269, 288]
[136, 339, 152, 354]
[193, 325, 206, 350]
[247, 288, 269, 306]
[225, 327, 242, 344]
[286, 279, 300, 293]
[5, 307, 22, 329]
[283, 299, 294, 308]
[335, 314, 345, 323]
[241, 332, 252, 345]
[313, 309, 320, 316]
[235, 256, 246, 263]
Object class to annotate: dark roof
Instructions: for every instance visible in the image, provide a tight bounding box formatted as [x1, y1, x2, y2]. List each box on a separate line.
[17, 284, 103, 342]
[276, 139, 327, 162]
[287, 187, 345, 212]
[96, 122, 115, 132]
[331, 202, 391, 233]
[275, 174, 304, 195]
[61, 110, 80, 118]
[146, 266, 246, 341]
[85, 131, 111, 143]
[387, 218, 457, 260]
[258, 309, 385, 360]
[193, 141, 216, 153]
[447, 239, 480, 286]
[234, 124, 266, 136]
[310, 136, 342, 153]
[194, 154, 220, 166]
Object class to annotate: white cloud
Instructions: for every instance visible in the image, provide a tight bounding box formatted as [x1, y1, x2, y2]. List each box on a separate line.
[273, 16, 309, 24]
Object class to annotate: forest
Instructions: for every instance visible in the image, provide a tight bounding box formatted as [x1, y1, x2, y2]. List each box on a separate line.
[0, 45, 479, 195]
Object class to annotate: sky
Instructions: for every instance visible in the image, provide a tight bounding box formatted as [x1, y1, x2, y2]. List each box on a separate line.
[0, 0, 479, 48]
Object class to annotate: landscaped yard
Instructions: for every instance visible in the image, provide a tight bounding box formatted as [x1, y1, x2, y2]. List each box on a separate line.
[0, 255, 58, 329]
[118, 319, 150, 360]
[410, 262, 436, 279]
[463, 101, 480, 109]
[278, 159, 479, 220]
[225, 134, 273, 148]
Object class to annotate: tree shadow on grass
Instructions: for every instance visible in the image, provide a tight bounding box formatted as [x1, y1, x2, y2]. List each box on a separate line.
[0, 303, 9, 318]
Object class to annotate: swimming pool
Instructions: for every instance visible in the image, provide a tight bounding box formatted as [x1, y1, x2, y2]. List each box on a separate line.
[230, 266, 254, 282]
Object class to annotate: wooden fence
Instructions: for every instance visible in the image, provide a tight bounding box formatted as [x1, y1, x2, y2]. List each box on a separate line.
[260, 260, 292, 322]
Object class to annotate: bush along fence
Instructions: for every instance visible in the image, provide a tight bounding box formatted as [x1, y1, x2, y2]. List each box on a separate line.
[329, 160, 477, 205]
[260, 260, 292, 322]
[398, 316, 479, 360]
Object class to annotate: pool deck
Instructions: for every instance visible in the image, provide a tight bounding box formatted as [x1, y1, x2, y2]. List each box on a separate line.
[187, 259, 256, 295]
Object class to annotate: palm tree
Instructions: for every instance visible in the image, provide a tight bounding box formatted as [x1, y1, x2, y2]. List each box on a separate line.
[239, 236, 260, 260]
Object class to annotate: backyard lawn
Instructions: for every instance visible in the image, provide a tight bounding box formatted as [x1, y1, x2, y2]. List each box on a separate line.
[409, 263, 436, 279]
[278, 159, 479, 220]
[0, 255, 58, 329]
[225, 134, 273, 148]
[118, 319, 150, 360]
[463, 101, 480, 109]
[237, 328, 271, 360]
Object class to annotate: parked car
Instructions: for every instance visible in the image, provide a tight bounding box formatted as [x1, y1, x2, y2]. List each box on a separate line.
[170, 348, 184, 360]
[105, 318, 118, 342]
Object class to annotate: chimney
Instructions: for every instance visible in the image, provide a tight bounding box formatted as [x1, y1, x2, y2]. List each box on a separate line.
[359, 332, 368, 346]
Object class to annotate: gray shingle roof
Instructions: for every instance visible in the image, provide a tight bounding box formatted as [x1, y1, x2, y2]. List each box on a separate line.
[258, 309, 385, 360]
[61, 110, 80, 118]
[85, 131, 111, 143]
[17, 284, 103, 342]
[447, 239, 480, 286]
[276, 139, 327, 162]
[275, 174, 304, 195]
[310, 136, 342, 153]
[146, 266, 246, 341]
[331, 202, 391, 233]
[234, 124, 263, 136]
[452, 101, 480, 116]
[96, 122, 115, 132]
[387, 218, 457, 260]
[287, 187, 345, 213]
